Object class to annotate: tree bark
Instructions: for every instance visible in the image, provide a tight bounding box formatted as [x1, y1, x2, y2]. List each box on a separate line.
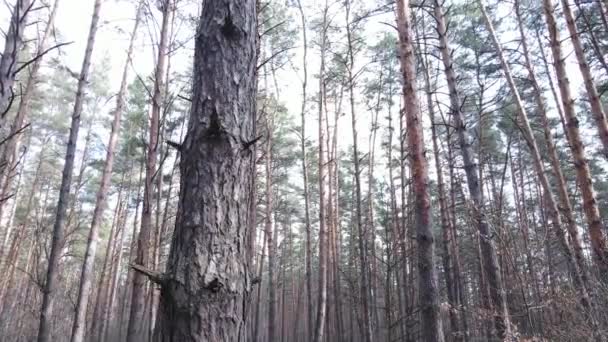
[395, 1, 445, 341]
[36, 1, 102, 341]
[154, 0, 257, 340]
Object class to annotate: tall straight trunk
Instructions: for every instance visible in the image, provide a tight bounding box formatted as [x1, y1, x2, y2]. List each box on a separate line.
[435, 1, 510, 338]
[513, 0, 588, 283]
[0, 0, 32, 118]
[265, 110, 277, 342]
[542, 0, 608, 277]
[0, 0, 59, 242]
[312, 5, 328, 341]
[126, 1, 171, 340]
[70, 4, 142, 341]
[344, 2, 373, 341]
[37, 1, 102, 341]
[155, 0, 257, 339]
[395, 1, 444, 341]
[331, 87, 344, 342]
[559, 0, 608, 157]
[421, 56, 460, 341]
[294, 0, 313, 335]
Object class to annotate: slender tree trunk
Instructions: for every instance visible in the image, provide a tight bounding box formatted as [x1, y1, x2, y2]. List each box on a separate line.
[395, 1, 444, 340]
[126, 1, 171, 340]
[70, 4, 142, 341]
[344, 2, 373, 341]
[542, 0, 608, 278]
[313, 5, 328, 341]
[253, 230, 267, 342]
[435, 2, 511, 338]
[421, 55, 460, 342]
[294, 0, 314, 336]
[264, 105, 277, 342]
[37, 1, 102, 341]
[154, 0, 257, 339]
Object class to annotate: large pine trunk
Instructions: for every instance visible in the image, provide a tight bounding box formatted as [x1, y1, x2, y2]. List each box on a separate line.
[36, 1, 102, 341]
[395, 1, 445, 341]
[154, 0, 257, 340]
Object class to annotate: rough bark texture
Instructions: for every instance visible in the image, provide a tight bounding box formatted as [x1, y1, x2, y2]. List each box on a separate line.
[395, 1, 445, 341]
[437, 2, 511, 338]
[36, 1, 102, 341]
[70, 4, 142, 341]
[154, 0, 257, 340]
[126, 1, 171, 340]
[543, 0, 608, 277]
[0, 0, 32, 119]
